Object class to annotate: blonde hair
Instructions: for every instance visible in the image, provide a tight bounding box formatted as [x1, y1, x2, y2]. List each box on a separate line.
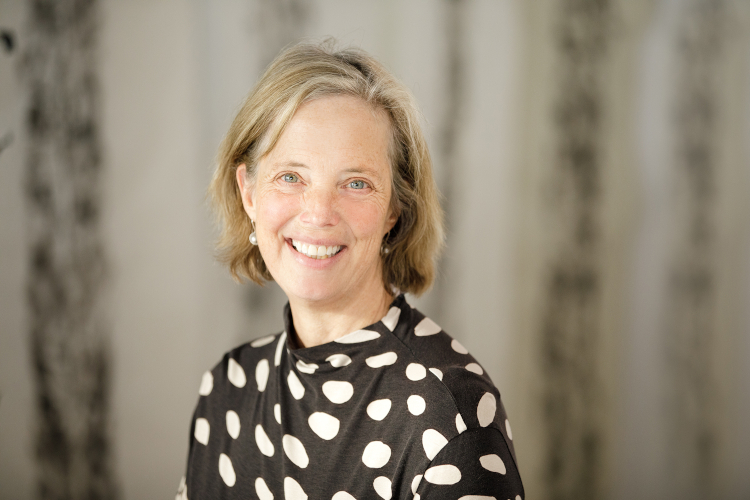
[209, 40, 444, 296]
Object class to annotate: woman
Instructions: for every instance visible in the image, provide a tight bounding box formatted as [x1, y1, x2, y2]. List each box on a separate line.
[178, 41, 524, 500]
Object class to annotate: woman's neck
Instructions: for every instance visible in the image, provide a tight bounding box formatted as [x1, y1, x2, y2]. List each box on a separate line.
[288, 285, 394, 348]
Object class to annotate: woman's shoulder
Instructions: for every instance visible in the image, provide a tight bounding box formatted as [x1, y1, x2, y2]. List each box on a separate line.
[389, 297, 517, 460]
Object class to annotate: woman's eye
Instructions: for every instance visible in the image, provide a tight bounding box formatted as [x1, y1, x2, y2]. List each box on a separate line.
[283, 173, 299, 183]
[349, 180, 367, 190]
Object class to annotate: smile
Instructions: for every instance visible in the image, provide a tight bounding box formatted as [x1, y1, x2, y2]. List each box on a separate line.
[291, 239, 343, 260]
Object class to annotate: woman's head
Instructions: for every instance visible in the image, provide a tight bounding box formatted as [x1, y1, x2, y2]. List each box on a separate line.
[210, 40, 444, 296]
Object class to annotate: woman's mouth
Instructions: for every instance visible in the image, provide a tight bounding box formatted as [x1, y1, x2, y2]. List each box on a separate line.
[291, 239, 343, 260]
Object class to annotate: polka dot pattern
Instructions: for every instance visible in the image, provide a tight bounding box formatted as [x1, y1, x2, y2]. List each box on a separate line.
[296, 359, 318, 374]
[406, 363, 426, 381]
[218, 453, 235, 487]
[407, 395, 426, 415]
[226, 410, 240, 439]
[451, 339, 469, 354]
[255, 477, 273, 500]
[477, 393, 497, 427]
[335, 329, 380, 344]
[414, 317, 441, 337]
[255, 424, 275, 457]
[373, 477, 392, 500]
[367, 399, 392, 421]
[283, 434, 309, 468]
[424, 464, 461, 485]
[181, 295, 523, 499]
[287, 371, 305, 400]
[194, 418, 210, 445]
[198, 371, 213, 396]
[284, 477, 307, 500]
[381, 306, 401, 331]
[308, 412, 340, 440]
[362, 441, 391, 468]
[227, 358, 246, 388]
[274, 332, 286, 367]
[422, 429, 448, 460]
[256, 359, 270, 391]
[366, 352, 398, 368]
[326, 353, 351, 367]
[252, 335, 276, 348]
[465, 363, 483, 375]
[322, 380, 353, 404]
[479, 454, 506, 474]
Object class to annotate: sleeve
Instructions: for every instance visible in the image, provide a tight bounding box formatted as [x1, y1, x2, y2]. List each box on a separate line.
[414, 427, 524, 500]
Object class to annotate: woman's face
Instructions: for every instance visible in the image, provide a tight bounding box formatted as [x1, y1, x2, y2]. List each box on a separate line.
[238, 95, 397, 307]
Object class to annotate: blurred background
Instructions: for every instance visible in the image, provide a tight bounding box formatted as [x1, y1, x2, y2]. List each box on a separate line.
[1, 0, 749, 499]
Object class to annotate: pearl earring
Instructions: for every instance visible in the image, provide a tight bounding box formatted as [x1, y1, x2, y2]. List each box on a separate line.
[249, 220, 257, 245]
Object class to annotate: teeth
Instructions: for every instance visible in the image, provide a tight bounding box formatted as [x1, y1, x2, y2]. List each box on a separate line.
[292, 240, 341, 259]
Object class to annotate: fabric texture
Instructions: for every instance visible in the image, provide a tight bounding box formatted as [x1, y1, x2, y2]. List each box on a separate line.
[178, 294, 524, 500]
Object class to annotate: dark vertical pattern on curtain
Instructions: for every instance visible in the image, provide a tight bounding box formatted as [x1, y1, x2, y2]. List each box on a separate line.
[21, 0, 118, 498]
[666, 1, 724, 498]
[541, 1, 610, 499]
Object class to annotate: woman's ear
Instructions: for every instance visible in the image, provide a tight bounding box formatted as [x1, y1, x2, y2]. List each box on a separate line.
[236, 164, 257, 220]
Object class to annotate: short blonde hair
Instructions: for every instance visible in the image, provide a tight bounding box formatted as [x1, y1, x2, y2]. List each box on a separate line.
[209, 40, 444, 296]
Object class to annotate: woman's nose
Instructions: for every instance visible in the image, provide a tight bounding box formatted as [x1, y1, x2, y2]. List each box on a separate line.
[300, 186, 340, 227]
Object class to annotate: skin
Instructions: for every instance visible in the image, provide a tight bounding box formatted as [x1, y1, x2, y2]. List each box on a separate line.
[237, 95, 398, 348]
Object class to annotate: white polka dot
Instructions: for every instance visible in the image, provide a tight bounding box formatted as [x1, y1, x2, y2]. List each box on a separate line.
[424, 464, 461, 485]
[335, 329, 380, 344]
[288, 370, 305, 400]
[284, 477, 307, 500]
[381, 306, 401, 331]
[308, 412, 340, 440]
[218, 453, 236, 487]
[274, 332, 287, 367]
[332, 492, 356, 500]
[373, 476, 392, 500]
[198, 371, 213, 396]
[480, 454, 506, 474]
[255, 424, 275, 457]
[515, 496, 522, 500]
[326, 353, 352, 367]
[414, 317, 441, 336]
[226, 410, 240, 439]
[505, 419, 513, 440]
[256, 359, 270, 391]
[465, 363, 483, 375]
[322, 380, 353, 404]
[422, 429, 448, 460]
[283, 434, 309, 468]
[411, 474, 423, 494]
[362, 441, 391, 468]
[227, 358, 247, 388]
[295, 359, 318, 374]
[407, 395, 426, 415]
[477, 392, 497, 427]
[451, 339, 469, 354]
[366, 399, 392, 421]
[251, 335, 276, 347]
[458, 496, 495, 500]
[366, 352, 398, 368]
[255, 477, 274, 500]
[194, 418, 210, 445]
[406, 363, 427, 381]
[456, 413, 467, 433]
[274, 403, 281, 424]
[429, 368, 443, 381]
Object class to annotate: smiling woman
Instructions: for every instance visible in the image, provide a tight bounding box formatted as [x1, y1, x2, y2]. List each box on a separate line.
[178, 41, 524, 500]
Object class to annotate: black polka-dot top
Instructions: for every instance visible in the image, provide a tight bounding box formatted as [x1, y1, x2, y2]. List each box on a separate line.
[177, 294, 524, 500]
